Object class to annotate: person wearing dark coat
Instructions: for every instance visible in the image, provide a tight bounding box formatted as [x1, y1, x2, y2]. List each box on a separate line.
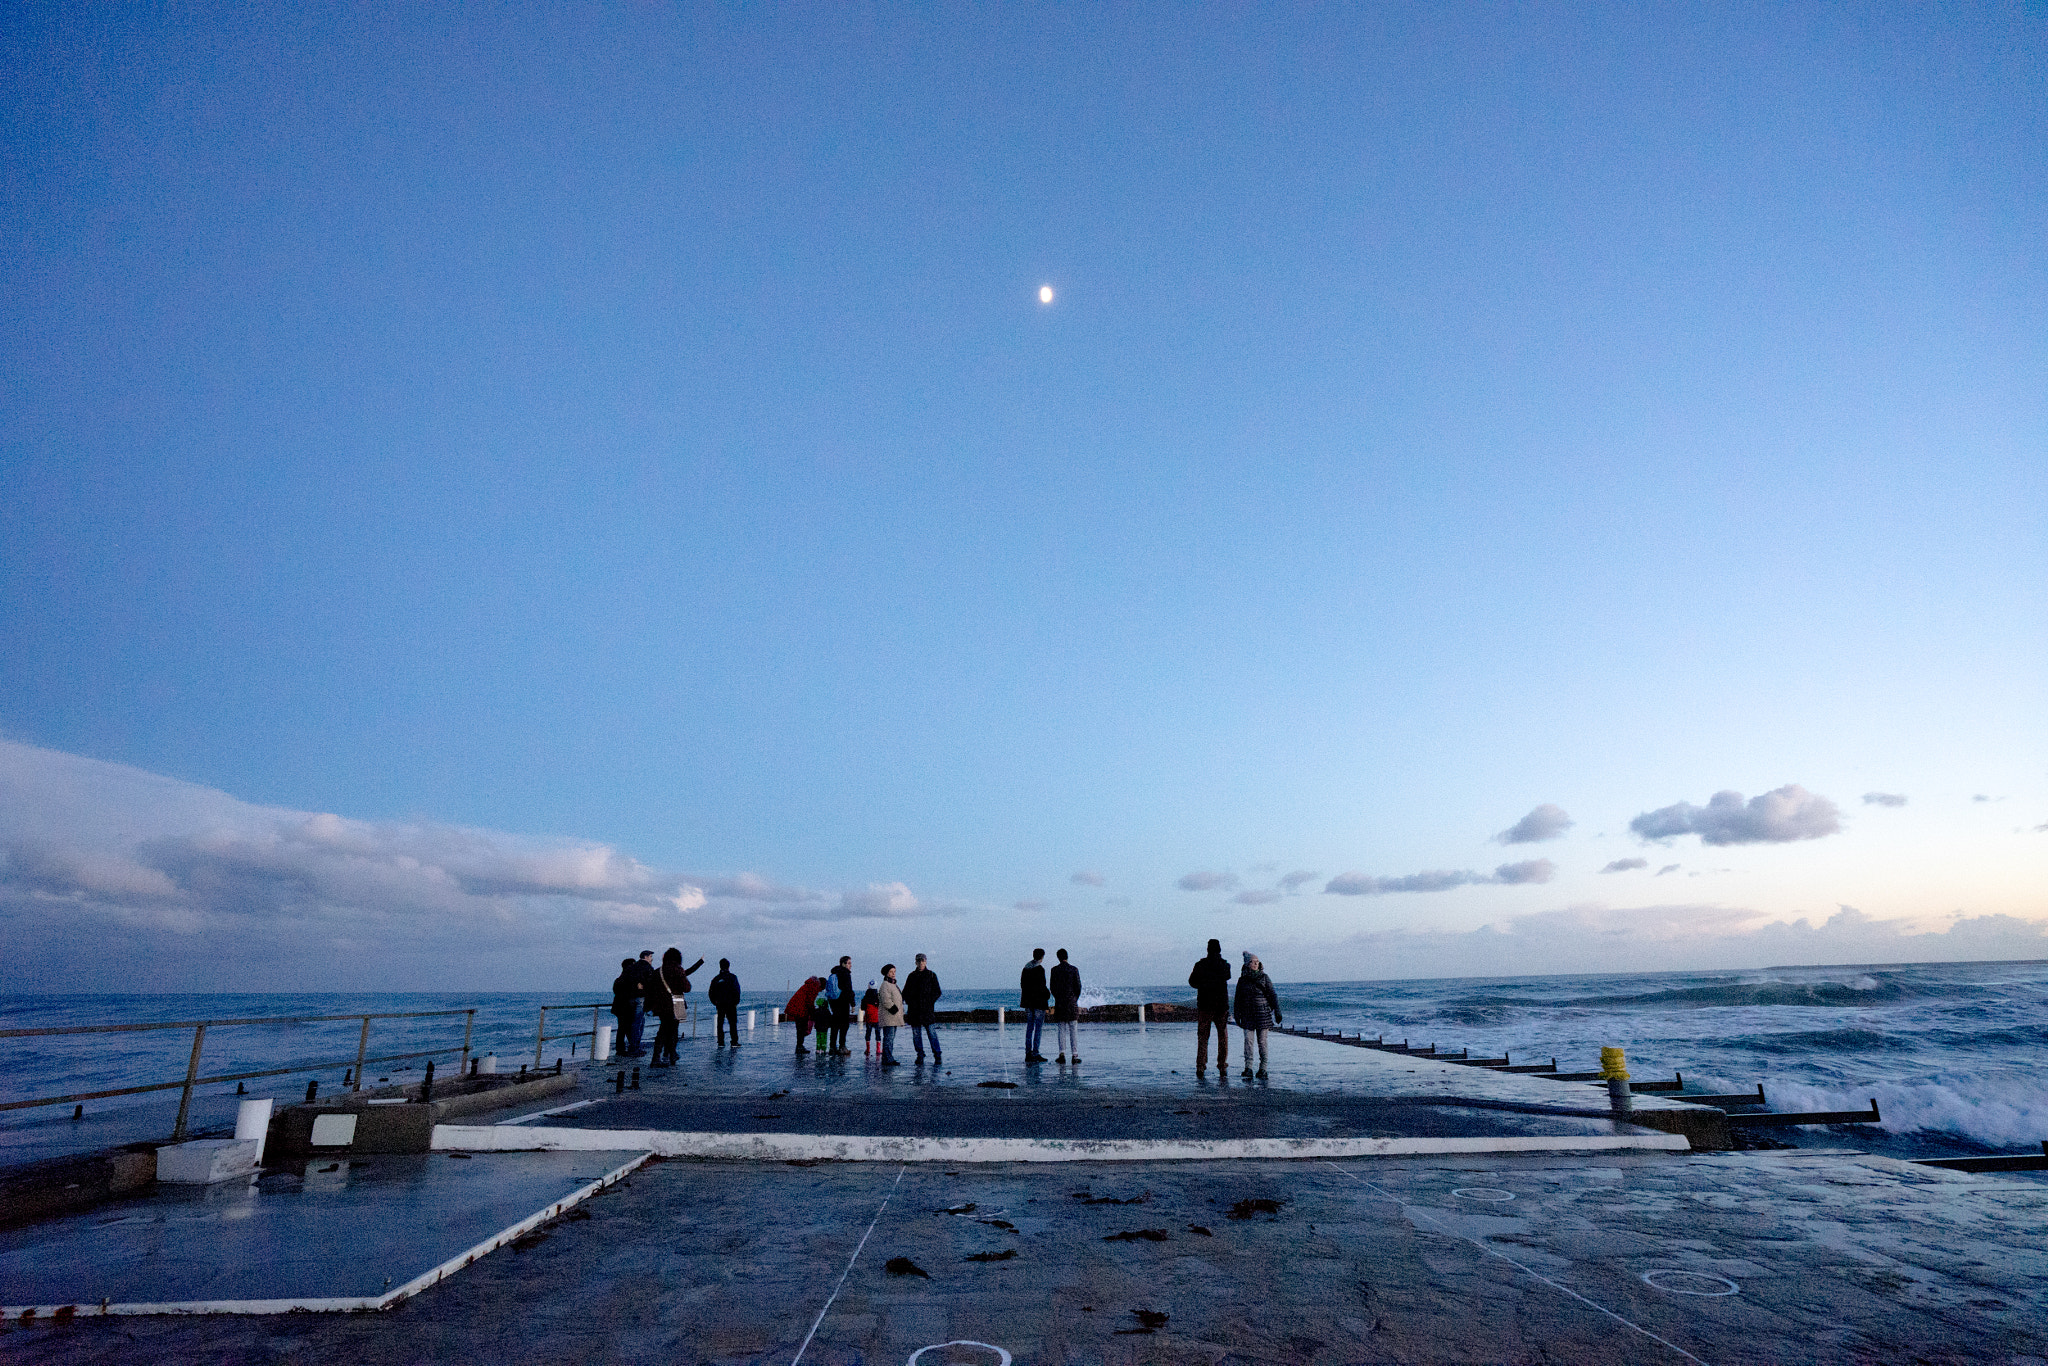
[1049, 948, 1083, 1065]
[1188, 939, 1233, 1076]
[1019, 948, 1051, 1062]
[708, 959, 742, 1047]
[903, 953, 944, 1064]
[624, 949, 659, 1056]
[609, 958, 638, 1060]
[649, 947, 704, 1066]
[829, 957, 856, 1055]
[1232, 951, 1282, 1079]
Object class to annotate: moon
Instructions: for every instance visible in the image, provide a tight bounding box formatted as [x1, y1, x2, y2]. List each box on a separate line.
[1038, 284, 1055, 304]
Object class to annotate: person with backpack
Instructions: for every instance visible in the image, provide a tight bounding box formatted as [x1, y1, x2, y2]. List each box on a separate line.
[1233, 951, 1282, 1079]
[708, 959, 742, 1048]
[1019, 947, 1051, 1063]
[785, 974, 823, 1055]
[903, 953, 943, 1065]
[861, 979, 882, 1055]
[1049, 947, 1083, 1065]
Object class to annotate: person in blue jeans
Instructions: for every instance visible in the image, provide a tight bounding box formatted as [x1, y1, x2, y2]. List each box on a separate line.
[1019, 947, 1051, 1062]
[877, 963, 906, 1066]
[904, 953, 943, 1063]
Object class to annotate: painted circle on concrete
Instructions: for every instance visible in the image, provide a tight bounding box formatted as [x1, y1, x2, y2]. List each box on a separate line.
[1452, 1188, 1515, 1202]
[1642, 1270, 1740, 1296]
[907, 1343, 1012, 1366]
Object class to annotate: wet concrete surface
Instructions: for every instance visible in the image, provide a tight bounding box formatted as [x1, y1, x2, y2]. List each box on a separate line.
[4, 1150, 2044, 1364]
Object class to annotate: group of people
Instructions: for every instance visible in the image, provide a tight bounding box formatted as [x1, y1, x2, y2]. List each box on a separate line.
[608, 949, 743, 1067]
[605, 938, 1281, 1079]
[1188, 938, 1282, 1078]
[787, 953, 945, 1066]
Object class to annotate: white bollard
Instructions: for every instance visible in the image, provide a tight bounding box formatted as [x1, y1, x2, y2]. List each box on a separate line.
[1139, 1003, 1147, 1026]
[771, 1007, 780, 1026]
[997, 1006, 1005, 1027]
[747, 1009, 756, 1031]
[594, 1023, 614, 1062]
[235, 1098, 274, 1165]
[479, 1053, 498, 1074]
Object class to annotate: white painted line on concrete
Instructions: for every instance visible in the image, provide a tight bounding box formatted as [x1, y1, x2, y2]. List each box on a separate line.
[1322, 1160, 1710, 1365]
[790, 1166, 904, 1366]
[497, 1098, 603, 1126]
[434, 1126, 1691, 1162]
[1, 1152, 651, 1322]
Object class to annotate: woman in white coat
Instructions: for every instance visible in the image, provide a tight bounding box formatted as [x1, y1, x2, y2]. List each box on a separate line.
[877, 964, 907, 1066]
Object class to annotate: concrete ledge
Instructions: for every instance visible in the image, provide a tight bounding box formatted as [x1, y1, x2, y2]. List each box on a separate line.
[433, 1125, 1692, 1162]
[430, 1072, 578, 1120]
[267, 1076, 581, 1155]
[0, 1145, 157, 1230]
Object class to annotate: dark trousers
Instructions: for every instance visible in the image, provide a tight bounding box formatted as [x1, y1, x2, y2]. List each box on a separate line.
[610, 1009, 630, 1058]
[716, 1007, 740, 1045]
[911, 1023, 942, 1060]
[1197, 1010, 1230, 1069]
[831, 1013, 852, 1051]
[652, 1014, 679, 1064]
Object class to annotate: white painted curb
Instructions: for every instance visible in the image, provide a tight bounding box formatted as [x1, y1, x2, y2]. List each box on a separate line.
[2, 1152, 650, 1322]
[433, 1126, 1691, 1162]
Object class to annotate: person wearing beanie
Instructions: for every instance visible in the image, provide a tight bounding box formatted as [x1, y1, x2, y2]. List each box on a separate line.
[1233, 951, 1282, 1078]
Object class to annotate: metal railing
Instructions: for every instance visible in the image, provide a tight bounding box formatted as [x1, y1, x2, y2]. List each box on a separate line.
[0, 1008, 477, 1140]
[535, 1002, 701, 1068]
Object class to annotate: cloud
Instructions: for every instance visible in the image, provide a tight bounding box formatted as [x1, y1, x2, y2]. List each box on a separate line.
[1104, 896, 1133, 907]
[1177, 870, 1238, 892]
[1601, 858, 1649, 874]
[1231, 889, 1282, 905]
[1973, 794, 1991, 803]
[1013, 899, 1047, 911]
[1861, 792, 1907, 808]
[1070, 871, 1105, 886]
[1629, 784, 1841, 846]
[1278, 870, 1319, 892]
[0, 740, 941, 982]
[1323, 860, 1554, 896]
[1495, 804, 1573, 844]
[1656, 863, 1681, 876]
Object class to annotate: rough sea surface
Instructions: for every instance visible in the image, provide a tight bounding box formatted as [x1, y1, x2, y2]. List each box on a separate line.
[4, 959, 2042, 1165]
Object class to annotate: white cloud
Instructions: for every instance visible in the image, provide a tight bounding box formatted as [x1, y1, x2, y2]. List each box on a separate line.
[1861, 792, 1907, 808]
[1630, 784, 1842, 846]
[1278, 870, 1319, 892]
[838, 882, 921, 916]
[1601, 857, 1649, 874]
[1657, 863, 1681, 876]
[1070, 870, 1106, 886]
[1495, 804, 1573, 844]
[1323, 860, 1554, 896]
[1177, 870, 1238, 892]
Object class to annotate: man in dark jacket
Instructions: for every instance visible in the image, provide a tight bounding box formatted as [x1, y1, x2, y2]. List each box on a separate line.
[1019, 948, 1051, 1062]
[830, 957, 856, 1056]
[903, 953, 943, 1064]
[1049, 948, 1083, 1065]
[1188, 938, 1232, 1076]
[625, 949, 659, 1056]
[609, 958, 638, 1060]
[708, 959, 742, 1048]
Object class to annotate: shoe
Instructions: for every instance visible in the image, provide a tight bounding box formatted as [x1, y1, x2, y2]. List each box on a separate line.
[1241, 1067, 1252, 1077]
[796, 1046, 809, 1054]
[1055, 1054, 1067, 1063]
[1256, 1068, 1267, 1078]
[1071, 1057, 1081, 1064]
[883, 1058, 902, 1067]
[1195, 1068, 1205, 1077]
[914, 1055, 925, 1064]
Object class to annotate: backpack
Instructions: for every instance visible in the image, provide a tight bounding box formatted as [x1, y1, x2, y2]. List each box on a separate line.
[785, 976, 822, 1022]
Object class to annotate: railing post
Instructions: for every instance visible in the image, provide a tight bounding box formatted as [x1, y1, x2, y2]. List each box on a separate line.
[591, 1004, 600, 1054]
[353, 1016, 371, 1092]
[170, 1023, 207, 1140]
[534, 1007, 547, 1071]
[460, 1010, 475, 1075]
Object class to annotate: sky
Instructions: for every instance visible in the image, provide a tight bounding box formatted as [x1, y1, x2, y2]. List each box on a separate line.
[2, 4, 2043, 993]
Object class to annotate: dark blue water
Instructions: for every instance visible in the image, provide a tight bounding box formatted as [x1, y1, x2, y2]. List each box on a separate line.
[5, 959, 2043, 1162]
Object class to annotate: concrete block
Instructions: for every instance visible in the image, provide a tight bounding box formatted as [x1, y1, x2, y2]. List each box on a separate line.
[270, 1101, 436, 1156]
[155, 1138, 260, 1184]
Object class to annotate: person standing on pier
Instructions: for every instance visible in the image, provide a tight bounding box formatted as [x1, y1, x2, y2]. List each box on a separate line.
[861, 979, 882, 1055]
[610, 958, 639, 1058]
[1234, 951, 1281, 1079]
[829, 956, 856, 1056]
[904, 953, 944, 1064]
[627, 949, 660, 1057]
[709, 958, 742, 1048]
[1020, 947, 1051, 1062]
[1189, 939, 1233, 1077]
[647, 949, 681, 1066]
[1050, 947, 1083, 1065]
[877, 963, 906, 1066]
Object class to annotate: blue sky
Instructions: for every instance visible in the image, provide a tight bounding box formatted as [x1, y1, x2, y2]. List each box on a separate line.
[3, 4, 2043, 992]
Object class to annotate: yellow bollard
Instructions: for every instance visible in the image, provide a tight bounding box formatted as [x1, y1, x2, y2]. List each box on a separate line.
[1600, 1046, 1629, 1079]
[1600, 1046, 1633, 1112]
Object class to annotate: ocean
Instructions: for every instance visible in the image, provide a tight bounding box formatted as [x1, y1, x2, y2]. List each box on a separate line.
[4, 958, 2042, 1166]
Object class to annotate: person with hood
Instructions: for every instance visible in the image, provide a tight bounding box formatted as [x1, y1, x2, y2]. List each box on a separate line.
[1049, 947, 1083, 1065]
[785, 974, 824, 1054]
[1019, 947, 1051, 1062]
[1188, 939, 1233, 1076]
[828, 956, 856, 1056]
[903, 953, 944, 1064]
[609, 958, 639, 1059]
[1233, 951, 1282, 1079]
[708, 958, 742, 1048]
[861, 979, 882, 1055]
[877, 963, 906, 1066]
